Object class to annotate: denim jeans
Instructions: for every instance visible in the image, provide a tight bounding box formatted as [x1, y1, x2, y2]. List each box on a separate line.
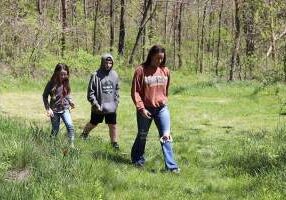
[131, 105, 178, 170]
[50, 109, 74, 142]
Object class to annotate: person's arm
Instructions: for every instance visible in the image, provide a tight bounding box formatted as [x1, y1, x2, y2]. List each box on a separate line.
[131, 67, 151, 118]
[42, 81, 54, 117]
[131, 67, 145, 112]
[114, 74, 120, 106]
[42, 81, 51, 111]
[166, 69, 170, 97]
[66, 94, 75, 109]
[87, 73, 101, 110]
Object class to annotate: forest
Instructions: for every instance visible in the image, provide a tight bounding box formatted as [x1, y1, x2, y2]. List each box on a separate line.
[1, 0, 286, 81]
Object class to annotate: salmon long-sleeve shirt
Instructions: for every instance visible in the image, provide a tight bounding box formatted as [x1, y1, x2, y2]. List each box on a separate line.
[131, 65, 170, 111]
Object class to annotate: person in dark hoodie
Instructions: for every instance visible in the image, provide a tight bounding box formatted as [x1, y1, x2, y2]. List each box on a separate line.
[80, 53, 120, 149]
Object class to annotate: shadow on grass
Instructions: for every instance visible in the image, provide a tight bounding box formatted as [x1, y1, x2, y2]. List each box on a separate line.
[222, 151, 276, 176]
[279, 112, 286, 116]
[170, 81, 217, 95]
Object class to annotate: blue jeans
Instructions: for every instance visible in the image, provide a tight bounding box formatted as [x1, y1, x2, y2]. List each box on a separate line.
[50, 109, 74, 142]
[131, 106, 178, 170]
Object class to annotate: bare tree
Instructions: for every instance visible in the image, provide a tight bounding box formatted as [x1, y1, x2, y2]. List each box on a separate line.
[118, 0, 126, 55]
[93, 0, 100, 56]
[207, 0, 214, 52]
[129, 0, 155, 65]
[37, 0, 44, 29]
[110, 0, 115, 52]
[60, 0, 67, 57]
[243, 0, 255, 79]
[196, 1, 201, 73]
[164, 1, 169, 44]
[229, 0, 241, 81]
[215, 0, 224, 76]
[178, 2, 183, 68]
[84, 0, 88, 51]
[199, 0, 209, 73]
[284, 37, 286, 82]
[173, 2, 177, 69]
[71, 0, 79, 50]
[37, 0, 43, 15]
[268, 0, 276, 66]
[142, 0, 148, 61]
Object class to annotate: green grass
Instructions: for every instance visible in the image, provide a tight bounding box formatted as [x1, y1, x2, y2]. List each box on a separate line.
[1, 70, 286, 199]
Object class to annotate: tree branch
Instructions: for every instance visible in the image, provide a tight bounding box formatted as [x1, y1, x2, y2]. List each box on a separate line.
[267, 26, 286, 57]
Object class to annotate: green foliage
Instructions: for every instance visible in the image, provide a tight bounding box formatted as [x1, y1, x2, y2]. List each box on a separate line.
[37, 49, 100, 72]
[63, 49, 100, 72]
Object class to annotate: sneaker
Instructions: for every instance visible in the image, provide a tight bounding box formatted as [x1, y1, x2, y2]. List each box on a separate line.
[170, 168, 181, 174]
[111, 142, 119, 150]
[80, 133, 89, 140]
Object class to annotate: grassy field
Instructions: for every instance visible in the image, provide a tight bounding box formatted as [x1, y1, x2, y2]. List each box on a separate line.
[1, 70, 286, 199]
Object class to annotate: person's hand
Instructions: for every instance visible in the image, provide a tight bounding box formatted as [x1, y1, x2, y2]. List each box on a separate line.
[92, 104, 102, 113]
[141, 109, 152, 119]
[46, 108, 54, 117]
[70, 102, 75, 109]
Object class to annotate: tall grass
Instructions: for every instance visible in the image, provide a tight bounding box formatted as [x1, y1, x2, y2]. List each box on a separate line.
[1, 70, 286, 199]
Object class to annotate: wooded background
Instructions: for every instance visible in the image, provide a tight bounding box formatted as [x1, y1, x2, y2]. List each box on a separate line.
[1, 0, 286, 81]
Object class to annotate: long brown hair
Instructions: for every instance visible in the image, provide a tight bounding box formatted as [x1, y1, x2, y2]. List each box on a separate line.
[50, 63, 71, 96]
[142, 45, 166, 67]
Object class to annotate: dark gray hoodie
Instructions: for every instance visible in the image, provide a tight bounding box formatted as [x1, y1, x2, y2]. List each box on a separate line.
[87, 53, 119, 114]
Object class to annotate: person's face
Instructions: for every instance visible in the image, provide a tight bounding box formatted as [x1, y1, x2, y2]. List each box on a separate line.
[104, 57, 113, 70]
[59, 69, 68, 82]
[150, 52, 165, 67]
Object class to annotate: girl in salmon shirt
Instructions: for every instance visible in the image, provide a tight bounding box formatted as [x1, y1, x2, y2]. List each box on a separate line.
[131, 45, 180, 173]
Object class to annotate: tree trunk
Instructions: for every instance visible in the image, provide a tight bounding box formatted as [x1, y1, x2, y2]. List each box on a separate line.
[243, 0, 255, 79]
[118, 0, 125, 55]
[142, 0, 148, 61]
[177, 2, 183, 68]
[129, 0, 153, 65]
[93, 0, 100, 56]
[37, 0, 43, 15]
[196, 1, 200, 73]
[164, 1, 169, 44]
[215, 0, 224, 76]
[207, 0, 214, 71]
[110, 0, 114, 52]
[207, 0, 214, 52]
[173, 3, 177, 69]
[199, 0, 209, 73]
[60, 0, 67, 58]
[283, 39, 286, 82]
[84, 0, 88, 51]
[71, 0, 79, 50]
[37, 0, 44, 35]
[229, 0, 240, 81]
[148, 1, 155, 43]
[270, 15, 276, 67]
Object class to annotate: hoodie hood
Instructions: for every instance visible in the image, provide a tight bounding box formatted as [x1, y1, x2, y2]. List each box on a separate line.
[100, 53, 114, 70]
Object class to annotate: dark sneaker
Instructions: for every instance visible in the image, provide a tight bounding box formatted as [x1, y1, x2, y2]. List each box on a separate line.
[80, 133, 89, 140]
[111, 142, 119, 150]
